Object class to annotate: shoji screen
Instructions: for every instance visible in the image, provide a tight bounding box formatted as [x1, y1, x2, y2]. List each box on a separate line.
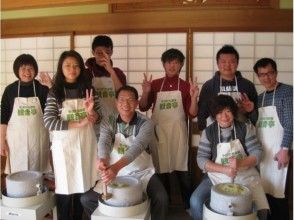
[1, 36, 71, 96]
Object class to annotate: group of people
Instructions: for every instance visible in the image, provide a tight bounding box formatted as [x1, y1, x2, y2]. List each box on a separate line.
[0, 35, 292, 220]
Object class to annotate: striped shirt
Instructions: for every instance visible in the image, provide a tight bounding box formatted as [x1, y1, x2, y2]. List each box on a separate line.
[197, 123, 262, 171]
[258, 83, 293, 149]
[43, 86, 101, 132]
[98, 112, 156, 164]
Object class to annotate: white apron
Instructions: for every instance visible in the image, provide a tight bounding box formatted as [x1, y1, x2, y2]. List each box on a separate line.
[6, 80, 50, 174]
[50, 98, 97, 194]
[110, 124, 155, 191]
[208, 124, 269, 210]
[256, 88, 287, 198]
[207, 76, 244, 126]
[92, 74, 117, 118]
[151, 78, 188, 173]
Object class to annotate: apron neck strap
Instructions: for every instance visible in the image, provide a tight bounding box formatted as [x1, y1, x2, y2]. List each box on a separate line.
[18, 80, 36, 97]
[160, 77, 180, 92]
[261, 85, 277, 107]
[116, 122, 136, 136]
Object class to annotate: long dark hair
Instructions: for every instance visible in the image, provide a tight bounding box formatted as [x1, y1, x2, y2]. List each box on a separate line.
[50, 50, 91, 104]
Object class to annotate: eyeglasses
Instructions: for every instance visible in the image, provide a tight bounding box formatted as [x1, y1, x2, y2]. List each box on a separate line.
[257, 71, 276, 78]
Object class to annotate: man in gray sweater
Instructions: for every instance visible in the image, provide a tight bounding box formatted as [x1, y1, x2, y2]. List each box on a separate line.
[80, 85, 168, 220]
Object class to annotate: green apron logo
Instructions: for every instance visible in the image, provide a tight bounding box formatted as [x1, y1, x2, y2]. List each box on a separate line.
[220, 151, 244, 165]
[159, 99, 178, 110]
[117, 144, 129, 154]
[257, 117, 275, 128]
[96, 88, 115, 98]
[17, 106, 37, 116]
[66, 109, 87, 121]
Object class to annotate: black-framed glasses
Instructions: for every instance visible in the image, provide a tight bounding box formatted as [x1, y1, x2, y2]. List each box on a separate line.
[257, 71, 276, 78]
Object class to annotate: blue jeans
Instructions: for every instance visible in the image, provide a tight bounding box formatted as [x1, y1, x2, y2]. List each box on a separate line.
[190, 175, 212, 220]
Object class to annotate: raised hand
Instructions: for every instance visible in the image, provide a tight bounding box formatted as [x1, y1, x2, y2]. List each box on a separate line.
[84, 89, 94, 114]
[38, 72, 53, 88]
[189, 77, 199, 99]
[100, 50, 112, 72]
[142, 73, 152, 94]
[240, 93, 254, 113]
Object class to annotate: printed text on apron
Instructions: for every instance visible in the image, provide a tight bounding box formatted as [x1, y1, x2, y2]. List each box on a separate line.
[6, 80, 50, 174]
[50, 97, 97, 194]
[207, 124, 269, 210]
[110, 124, 155, 191]
[257, 88, 287, 198]
[151, 78, 188, 173]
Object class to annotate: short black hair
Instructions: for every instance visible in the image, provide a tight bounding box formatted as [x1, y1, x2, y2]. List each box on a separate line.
[253, 58, 277, 74]
[115, 85, 139, 100]
[216, 45, 239, 64]
[209, 95, 238, 119]
[92, 35, 113, 51]
[161, 48, 185, 64]
[13, 54, 38, 79]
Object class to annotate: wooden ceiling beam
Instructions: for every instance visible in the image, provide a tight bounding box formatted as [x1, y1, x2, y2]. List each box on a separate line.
[1, 0, 157, 11]
[2, 9, 292, 38]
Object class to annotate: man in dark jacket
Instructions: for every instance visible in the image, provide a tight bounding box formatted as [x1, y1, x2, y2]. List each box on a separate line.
[197, 45, 258, 130]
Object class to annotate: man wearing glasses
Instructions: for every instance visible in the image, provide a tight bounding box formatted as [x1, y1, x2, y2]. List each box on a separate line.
[254, 58, 293, 220]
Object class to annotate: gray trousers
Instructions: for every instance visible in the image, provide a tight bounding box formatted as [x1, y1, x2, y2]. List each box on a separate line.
[80, 174, 169, 220]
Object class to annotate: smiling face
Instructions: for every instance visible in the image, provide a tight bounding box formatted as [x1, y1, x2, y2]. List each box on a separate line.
[256, 64, 278, 91]
[163, 59, 183, 78]
[18, 65, 36, 83]
[116, 90, 138, 122]
[217, 54, 238, 80]
[215, 107, 234, 128]
[62, 56, 81, 83]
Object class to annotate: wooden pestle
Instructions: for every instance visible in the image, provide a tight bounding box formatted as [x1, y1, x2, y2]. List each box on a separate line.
[102, 182, 112, 200]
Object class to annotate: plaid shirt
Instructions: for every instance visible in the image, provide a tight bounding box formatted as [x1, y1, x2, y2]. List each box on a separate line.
[258, 83, 293, 149]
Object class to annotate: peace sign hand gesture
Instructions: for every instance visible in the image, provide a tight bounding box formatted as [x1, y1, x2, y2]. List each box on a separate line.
[189, 77, 199, 100]
[84, 89, 99, 123]
[84, 89, 95, 113]
[240, 93, 254, 113]
[142, 73, 152, 94]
